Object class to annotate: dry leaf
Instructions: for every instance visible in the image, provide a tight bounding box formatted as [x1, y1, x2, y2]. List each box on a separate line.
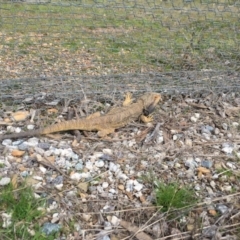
[11, 111, 30, 122]
[120, 220, 153, 240]
[11, 174, 18, 189]
[11, 150, 25, 157]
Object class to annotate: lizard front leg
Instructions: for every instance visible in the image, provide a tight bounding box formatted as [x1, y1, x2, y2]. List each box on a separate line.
[140, 114, 154, 123]
[97, 128, 115, 138]
[123, 92, 133, 106]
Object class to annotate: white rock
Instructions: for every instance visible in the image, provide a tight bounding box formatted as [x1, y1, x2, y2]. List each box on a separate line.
[103, 149, 113, 155]
[126, 180, 134, 192]
[214, 128, 220, 135]
[27, 138, 39, 147]
[194, 113, 200, 118]
[109, 162, 119, 172]
[109, 188, 116, 194]
[223, 185, 232, 192]
[97, 186, 104, 193]
[173, 135, 178, 141]
[185, 138, 192, 147]
[111, 216, 120, 226]
[222, 123, 228, 130]
[102, 182, 109, 189]
[0, 177, 11, 186]
[134, 183, 143, 191]
[70, 173, 82, 181]
[1, 139, 12, 146]
[95, 160, 105, 168]
[39, 165, 47, 174]
[1, 212, 12, 228]
[85, 161, 94, 170]
[232, 122, 239, 128]
[226, 162, 236, 169]
[190, 116, 198, 123]
[33, 176, 43, 181]
[27, 125, 35, 130]
[104, 221, 112, 230]
[55, 184, 63, 191]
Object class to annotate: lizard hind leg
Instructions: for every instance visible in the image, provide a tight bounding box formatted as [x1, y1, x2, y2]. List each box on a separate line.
[97, 128, 115, 138]
[123, 92, 133, 106]
[140, 114, 154, 123]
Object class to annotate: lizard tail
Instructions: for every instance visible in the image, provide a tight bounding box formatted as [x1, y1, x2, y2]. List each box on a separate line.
[0, 129, 42, 141]
[41, 119, 86, 134]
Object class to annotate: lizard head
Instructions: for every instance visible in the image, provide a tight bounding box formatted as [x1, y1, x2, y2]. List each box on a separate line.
[138, 92, 162, 113]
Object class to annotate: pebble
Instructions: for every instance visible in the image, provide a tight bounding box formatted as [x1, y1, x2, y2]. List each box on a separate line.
[0, 177, 11, 186]
[1, 139, 12, 146]
[190, 116, 198, 123]
[216, 204, 229, 214]
[214, 128, 220, 134]
[75, 162, 83, 171]
[18, 143, 28, 151]
[27, 124, 35, 130]
[222, 123, 228, 130]
[185, 158, 198, 169]
[95, 160, 105, 168]
[38, 142, 51, 150]
[41, 223, 61, 235]
[27, 138, 39, 147]
[222, 143, 234, 155]
[102, 182, 109, 189]
[201, 159, 213, 168]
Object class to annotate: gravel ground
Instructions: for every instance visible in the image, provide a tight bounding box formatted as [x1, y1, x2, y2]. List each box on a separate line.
[0, 91, 240, 239]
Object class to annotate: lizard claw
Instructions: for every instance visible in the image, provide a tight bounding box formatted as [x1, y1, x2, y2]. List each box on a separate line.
[123, 92, 133, 106]
[140, 114, 154, 123]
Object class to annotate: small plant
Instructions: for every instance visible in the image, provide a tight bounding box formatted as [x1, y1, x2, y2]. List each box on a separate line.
[155, 182, 197, 212]
[0, 181, 52, 239]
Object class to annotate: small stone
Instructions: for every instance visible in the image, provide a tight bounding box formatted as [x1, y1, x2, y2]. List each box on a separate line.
[38, 143, 50, 150]
[41, 223, 61, 236]
[102, 182, 109, 189]
[194, 113, 200, 118]
[70, 172, 82, 181]
[0, 177, 11, 186]
[1, 139, 12, 146]
[27, 138, 39, 147]
[95, 160, 105, 168]
[55, 184, 63, 191]
[194, 184, 201, 191]
[222, 143, 234, 155]
[75, 162, 83, 171]
[85, 161, 93, 170]
[27, 125, 35, 130]
[226, 162, 236, 169]
[202, 225, 217, 238]
[222, 123, 228, 130]
[185, 138, 192, 147]
[173, 135, 178, 141]
[1, 212, 12, 228]
[39, 165, 47, 174]
[18, 143, 28, 151]
[111, 216, 120, 226]
[232, 122, 239, 128]
[185, 158, 197, 169]
[102, 149, 113, 155]
[190, 116, 198, 123]
[216, 204, 228, 214]
[214, 128, 220, 135]
[201, 160, 213, 169]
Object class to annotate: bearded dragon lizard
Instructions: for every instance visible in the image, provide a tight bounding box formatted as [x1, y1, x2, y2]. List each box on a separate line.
[0, 92, 161, 140]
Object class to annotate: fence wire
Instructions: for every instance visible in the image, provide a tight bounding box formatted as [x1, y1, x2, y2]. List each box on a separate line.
[0, 0, 240, 103]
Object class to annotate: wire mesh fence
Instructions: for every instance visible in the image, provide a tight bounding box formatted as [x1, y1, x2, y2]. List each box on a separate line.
[0, 0, 240, 103]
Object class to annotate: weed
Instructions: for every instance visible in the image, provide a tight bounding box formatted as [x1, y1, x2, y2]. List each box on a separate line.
[0, 181, 55, 239]
[155, 182, 197, 212]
